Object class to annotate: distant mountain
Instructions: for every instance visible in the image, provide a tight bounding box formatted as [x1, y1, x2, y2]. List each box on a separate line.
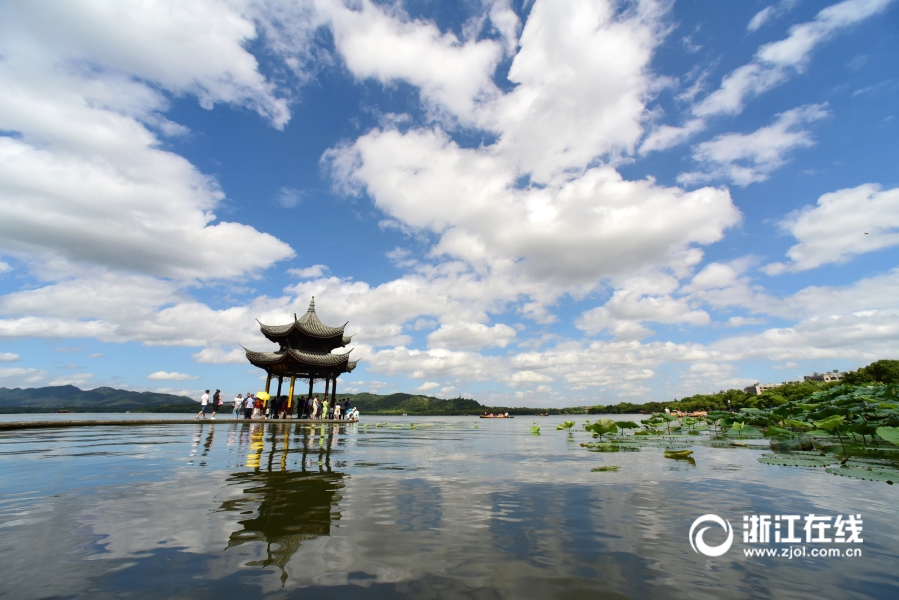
[0, 385, 198, 413]
[0, 386, 562, 415]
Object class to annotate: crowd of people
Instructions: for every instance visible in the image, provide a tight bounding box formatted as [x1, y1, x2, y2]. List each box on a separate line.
[194, 389, 359, 421]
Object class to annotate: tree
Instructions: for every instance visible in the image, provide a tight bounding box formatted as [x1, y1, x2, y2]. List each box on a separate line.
[843, 360, 899, 385]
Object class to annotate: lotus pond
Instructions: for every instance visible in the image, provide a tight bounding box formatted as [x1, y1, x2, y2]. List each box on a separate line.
[0, 412, 897, 599]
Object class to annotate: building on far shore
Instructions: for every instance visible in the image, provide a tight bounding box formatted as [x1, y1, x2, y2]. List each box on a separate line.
[744, 383, 783, 396]
[803, 371, 845, 383]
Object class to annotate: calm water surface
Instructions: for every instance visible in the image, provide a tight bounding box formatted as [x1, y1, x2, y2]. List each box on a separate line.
[0, 415, 896, 599]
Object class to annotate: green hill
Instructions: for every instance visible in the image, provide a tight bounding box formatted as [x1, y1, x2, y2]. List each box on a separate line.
[0, 385, 198, 413]
[336, 393, 484, 415]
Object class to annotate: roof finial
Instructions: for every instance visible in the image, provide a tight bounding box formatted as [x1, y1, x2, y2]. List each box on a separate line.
[309, 296, 316, 313]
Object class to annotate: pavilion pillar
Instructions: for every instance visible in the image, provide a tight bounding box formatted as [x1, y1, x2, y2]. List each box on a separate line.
[265, 373, 272, 394]
[276, 376, 283, 398]
[324, 378, 330, 400]
[288, 376, 296, 409]
[331, 377, 337, 404]
[308, 377, 314, 398]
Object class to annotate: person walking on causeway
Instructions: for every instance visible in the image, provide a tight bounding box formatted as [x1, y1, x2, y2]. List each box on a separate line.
[210, 389, 221, 420]
[195, 390, 210, 419]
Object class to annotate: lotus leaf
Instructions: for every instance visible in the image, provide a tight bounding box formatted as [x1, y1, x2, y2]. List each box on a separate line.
[784, 419, 812, 429]
[826, 466, 899, 483]
[586, 419, 619, 441]
[876, 426, 899, 446]
[814, 415, 846, 431]
[765, 426, 795, 438]
[591, 466, 621, 472]
[758, 454, 838, 467]
[664, 449, 694, 459]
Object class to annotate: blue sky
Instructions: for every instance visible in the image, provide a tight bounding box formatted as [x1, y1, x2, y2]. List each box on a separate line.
[0, 0, 897, 407]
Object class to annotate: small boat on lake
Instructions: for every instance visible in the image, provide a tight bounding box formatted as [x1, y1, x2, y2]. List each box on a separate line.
[480, 413, 513, 418]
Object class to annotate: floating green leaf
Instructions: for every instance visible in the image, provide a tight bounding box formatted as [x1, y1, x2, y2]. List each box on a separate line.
[664, 449, 694, 459]
[591, 465, 621, 472]
[758, 454, 838, 467]
[826, 466, 899, 483]
[530, 423, 540, 435]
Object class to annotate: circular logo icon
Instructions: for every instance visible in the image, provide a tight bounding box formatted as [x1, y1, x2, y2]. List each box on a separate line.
[689, 514, 733, 557]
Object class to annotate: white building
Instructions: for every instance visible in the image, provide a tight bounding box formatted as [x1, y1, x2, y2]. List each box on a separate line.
[743, 383, 783, 396]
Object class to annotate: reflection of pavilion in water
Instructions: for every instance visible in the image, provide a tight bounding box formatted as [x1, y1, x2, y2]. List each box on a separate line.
[218, 422, 348, 583]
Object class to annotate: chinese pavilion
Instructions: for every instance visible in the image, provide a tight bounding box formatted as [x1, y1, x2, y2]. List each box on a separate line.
[244, 297, 357, 413]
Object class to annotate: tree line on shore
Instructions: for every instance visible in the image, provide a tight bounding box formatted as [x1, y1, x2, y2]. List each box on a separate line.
[586, 360, 899, 414]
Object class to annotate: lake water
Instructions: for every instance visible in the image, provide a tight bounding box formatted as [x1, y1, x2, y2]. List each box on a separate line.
[0, 415, 896, 599]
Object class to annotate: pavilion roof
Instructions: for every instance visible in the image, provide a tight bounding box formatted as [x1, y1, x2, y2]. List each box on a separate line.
[244, 347, 356, 369]
[258, 297, 347, 340]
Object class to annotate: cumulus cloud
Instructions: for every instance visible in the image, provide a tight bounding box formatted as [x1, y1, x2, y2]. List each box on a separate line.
[577, 273, 710, 340]
[679, 104, 829, 186]
[0, 1, 295, 280]
[316, 0, 504, 124]
[147, 371, 201, 381]
[415, 381, 440, 392]
[764, 183, 899, 273]
[427, 322, 517, 350]
[192, 347, 246, 364]
[0, 352, 20, 362]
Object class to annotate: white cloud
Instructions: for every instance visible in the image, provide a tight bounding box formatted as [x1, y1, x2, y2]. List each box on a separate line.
[147, 371, 201, 381]
[764, 183, 899, 273]
[577, 272, 710, 340]
[0, 261, 10, 274]
[0, 1, 295, 280]
[639, 118, 705, 154]
[0, 352, 20, 362]
[0, 367, 47, 385]
[427, 322, 517, 350]
[415, 381, 440, 392]
[316, 0, 504, 125]
[679, 104, 829, 186]
[747, 1, 798, 32]
[329, 129, 739, 289]
[288, 265, 329, 278]
[192, 347, 246, 364]
[695, 0, 893, 118]
[508, 370, 554, 387]
[48, 372, 94, 386]
[276, 187, 304, 208]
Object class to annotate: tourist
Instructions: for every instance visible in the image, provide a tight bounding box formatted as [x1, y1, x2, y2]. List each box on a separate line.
[195, 390, 210, 419]
[279, 396, 289, 420]
[253, 396, 263, 419]
[312, 396, 320, 419]
[322, 397, 330, 420]
[303, 396, 312, 419]
[233, 394, 242, 419]
[334, 402, 341, 420]
[244, 394, 254, 419]
[210, 389, 221, 419]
